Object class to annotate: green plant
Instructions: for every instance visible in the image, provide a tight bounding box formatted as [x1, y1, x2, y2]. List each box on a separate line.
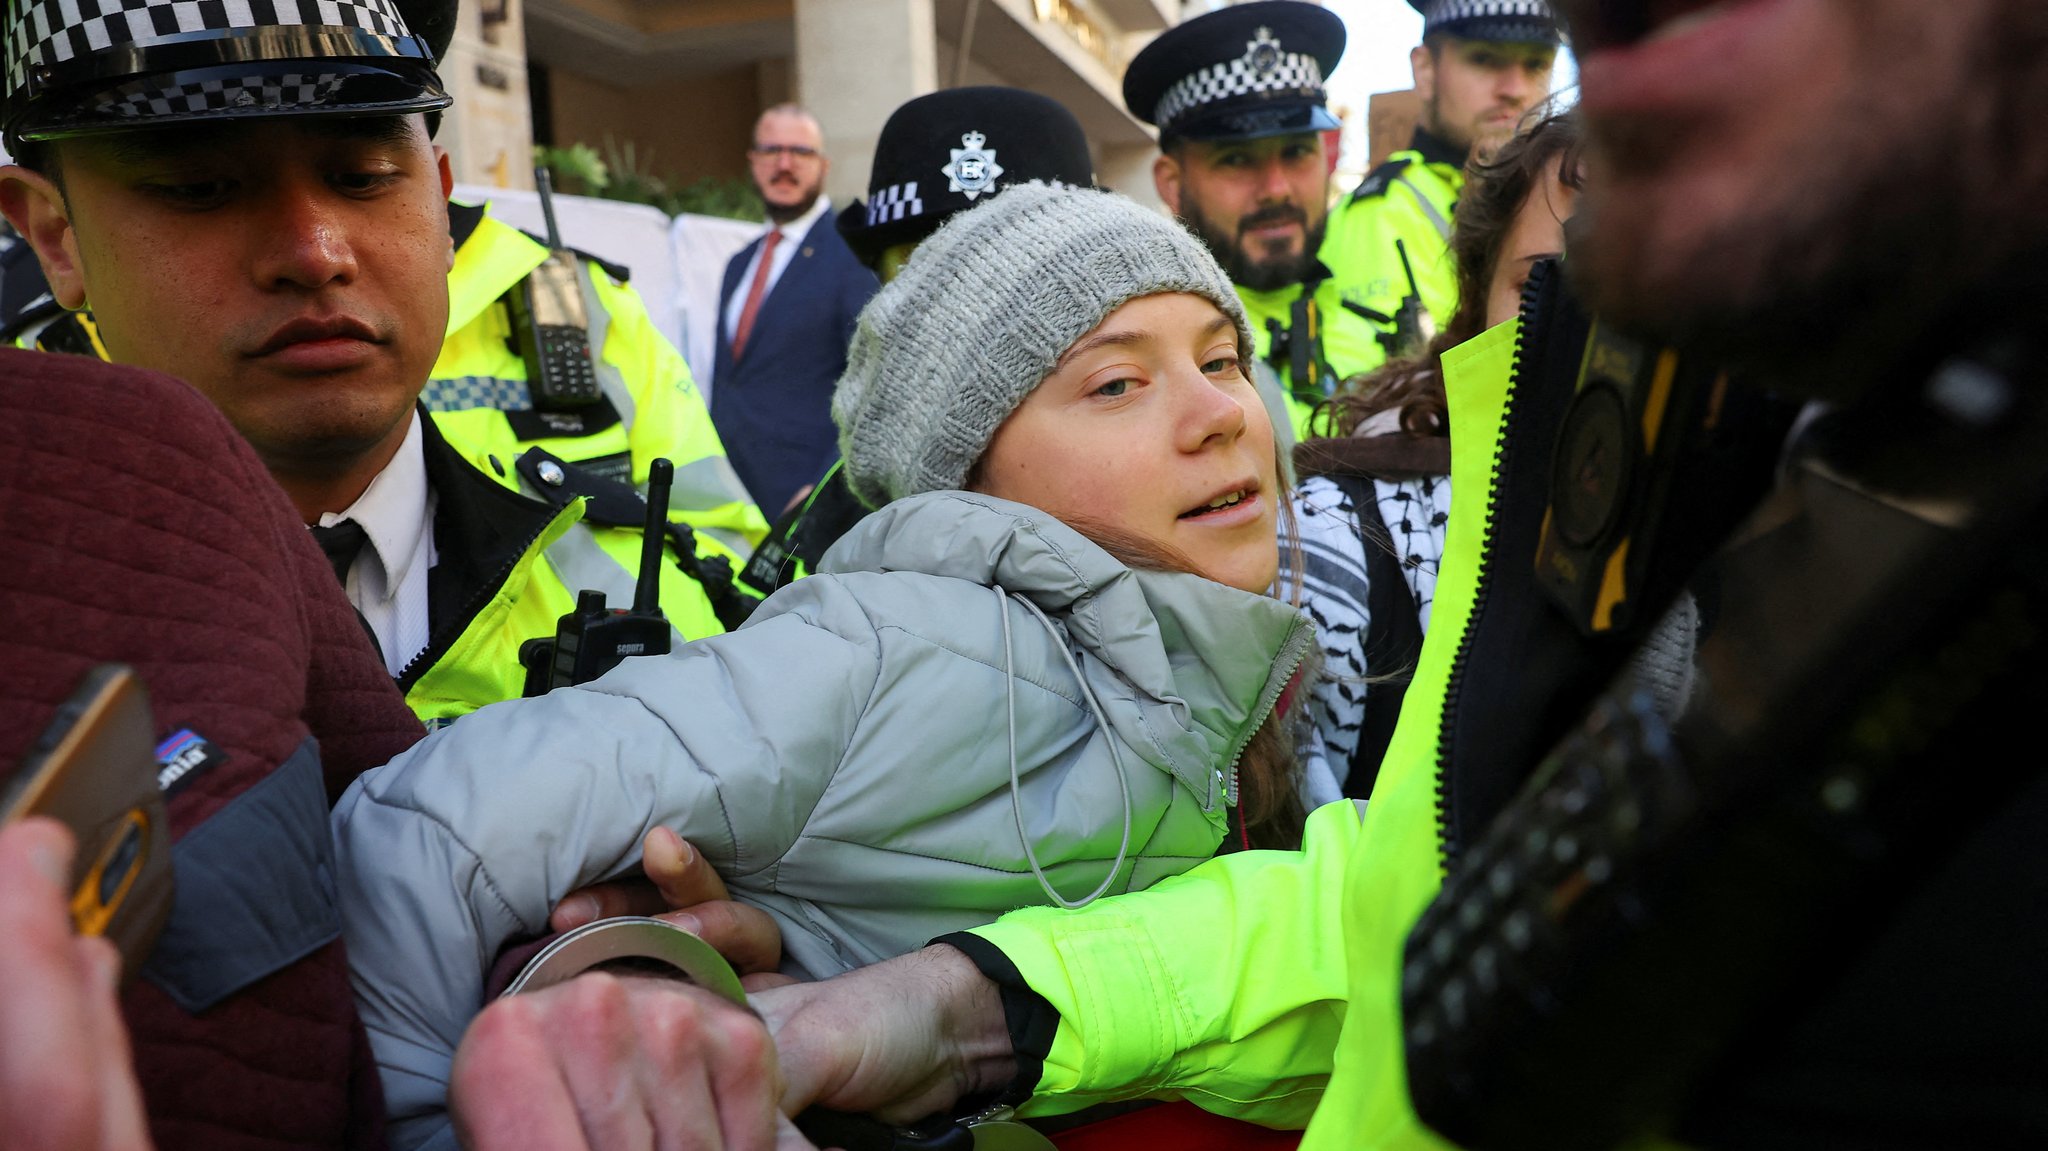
[666, 176, 764, 221]
[534, 136, 763, 222]
[533, 141, 607, 195]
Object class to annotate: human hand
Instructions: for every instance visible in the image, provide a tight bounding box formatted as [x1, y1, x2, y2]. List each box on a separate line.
[0, 817, 152, 1151]
[452, 968, 818, 1150]
[549, 827, 786, 985]
[758, 944, 1016, 1126]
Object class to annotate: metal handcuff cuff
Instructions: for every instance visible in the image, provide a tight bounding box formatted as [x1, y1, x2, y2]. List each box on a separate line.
[503, 917, 1054, 1150]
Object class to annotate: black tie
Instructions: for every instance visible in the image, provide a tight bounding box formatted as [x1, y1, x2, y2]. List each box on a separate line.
[309, 519, 369, 587]
[308, 520, 385, 664]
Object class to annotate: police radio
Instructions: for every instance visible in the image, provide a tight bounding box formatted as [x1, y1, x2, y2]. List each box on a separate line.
[508, 166, 603, 413]
[1267, 269, 1338, 408]
[520, 459, 676, 695]
[1342, 238, 1434, 362]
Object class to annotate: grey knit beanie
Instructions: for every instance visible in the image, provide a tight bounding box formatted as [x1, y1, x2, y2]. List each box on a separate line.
[833, 181, 1254, 508]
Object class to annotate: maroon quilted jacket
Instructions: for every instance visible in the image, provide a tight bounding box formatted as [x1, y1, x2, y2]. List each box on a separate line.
[0, 349, 427, 1150]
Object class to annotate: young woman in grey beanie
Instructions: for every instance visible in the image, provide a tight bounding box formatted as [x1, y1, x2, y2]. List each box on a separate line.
[329, 182, 1316, 1150]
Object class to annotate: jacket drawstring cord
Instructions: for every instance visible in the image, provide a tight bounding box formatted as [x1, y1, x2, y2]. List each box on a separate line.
[995, 583, 1134, 910]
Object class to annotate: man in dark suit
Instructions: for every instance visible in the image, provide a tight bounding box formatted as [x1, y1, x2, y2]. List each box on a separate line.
[712, 104, 880, 518]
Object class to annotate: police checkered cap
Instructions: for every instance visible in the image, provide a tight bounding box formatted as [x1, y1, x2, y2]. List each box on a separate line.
[1122, 1, 1344, 142]
[1151, 28, 1323, 134]
[1411, 0, 1563, 44]
[4, 0, 446, 144]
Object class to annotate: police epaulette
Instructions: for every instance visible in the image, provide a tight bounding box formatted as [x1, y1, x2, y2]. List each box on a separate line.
[515, 447, 646, 526]
[1349, 155, 1414, 202]
[513, 230, 633, 285]
[516, 446, 756, 630]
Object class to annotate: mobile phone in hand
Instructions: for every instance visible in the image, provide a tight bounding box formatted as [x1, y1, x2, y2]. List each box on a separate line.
[2, 664, 174, 983]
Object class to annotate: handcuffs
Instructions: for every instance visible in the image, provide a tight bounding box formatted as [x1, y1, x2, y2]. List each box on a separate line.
[503, 917, 1054, 1150]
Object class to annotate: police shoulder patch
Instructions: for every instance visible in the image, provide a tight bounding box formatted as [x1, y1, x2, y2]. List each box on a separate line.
[1350, 156, 1414, 202]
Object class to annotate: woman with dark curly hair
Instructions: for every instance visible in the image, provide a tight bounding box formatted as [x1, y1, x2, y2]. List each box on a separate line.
[1286, 106, 1586, 803]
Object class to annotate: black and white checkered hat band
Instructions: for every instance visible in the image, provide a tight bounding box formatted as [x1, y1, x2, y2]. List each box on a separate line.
[91, 69, 343, 118]
[1153, 48, 1323, 133]
[866, 181, 924, 226]
[8, 0, 412, 95]
[1420, 0, 1556, 31]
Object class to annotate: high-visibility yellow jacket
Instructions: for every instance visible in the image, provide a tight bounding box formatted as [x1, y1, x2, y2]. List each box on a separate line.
[966, 319, 1525, 1151]
[1238, 270, 1386, 440]
[1321, 129, 1468, 377]
[430, 205, 769, 559]
[399, 412, 752, 727]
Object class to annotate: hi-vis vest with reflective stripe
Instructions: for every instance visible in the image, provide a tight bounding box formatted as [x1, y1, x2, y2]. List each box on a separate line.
[428, 210, 770, 563]
[1321, 150, 1465, 379]
[399, 417, 739, 729]
[398, 494, 728, 729]
[1237, 275, 1383, 442]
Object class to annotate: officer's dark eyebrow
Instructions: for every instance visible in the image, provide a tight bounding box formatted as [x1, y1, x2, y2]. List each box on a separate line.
[1056, 312, 1234, 370]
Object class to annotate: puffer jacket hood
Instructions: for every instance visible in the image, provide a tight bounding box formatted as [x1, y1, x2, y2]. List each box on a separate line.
[824, 490, 1308, 809]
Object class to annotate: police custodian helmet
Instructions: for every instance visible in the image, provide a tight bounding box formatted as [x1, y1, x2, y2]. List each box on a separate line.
[837, 85, 1095, 271]
[1407, 0, 1563, 45]
[1121, 0, 1344, 144]
[2, 0, 455, 152]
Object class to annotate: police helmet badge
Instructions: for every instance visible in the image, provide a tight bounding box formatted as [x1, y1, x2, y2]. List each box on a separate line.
[942, 130, 1004, 200]
[1245, 27, 1283, 77]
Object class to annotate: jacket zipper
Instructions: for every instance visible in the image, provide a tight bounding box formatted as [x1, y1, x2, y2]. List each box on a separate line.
[395, 503, 578, 693]
[1220, 613, 1319, 808]
[1432, 260, 1554, 873]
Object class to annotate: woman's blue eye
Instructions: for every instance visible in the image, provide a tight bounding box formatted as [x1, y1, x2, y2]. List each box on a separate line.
[1096, 378, 1130, 397]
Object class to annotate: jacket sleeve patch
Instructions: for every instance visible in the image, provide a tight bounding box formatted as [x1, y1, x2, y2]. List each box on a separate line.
[141, 737, 340, 1014]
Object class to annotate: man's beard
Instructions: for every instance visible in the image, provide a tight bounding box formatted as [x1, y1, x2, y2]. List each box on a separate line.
[758, 176, 822, 225]
[1178, 197, 1327, 292]
[1570, 0, 2048, 400]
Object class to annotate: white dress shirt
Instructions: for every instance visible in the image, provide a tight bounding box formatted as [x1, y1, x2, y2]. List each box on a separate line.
[316, 411, 438, 676]
[722, 194, 833, 343]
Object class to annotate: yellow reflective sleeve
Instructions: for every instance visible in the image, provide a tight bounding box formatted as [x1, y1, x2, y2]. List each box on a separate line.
[588, 271, 770, 554]
[968, 800, 1364, 1128]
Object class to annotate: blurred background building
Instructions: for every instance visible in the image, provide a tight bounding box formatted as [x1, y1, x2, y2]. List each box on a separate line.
[442, 0, 1198, 210]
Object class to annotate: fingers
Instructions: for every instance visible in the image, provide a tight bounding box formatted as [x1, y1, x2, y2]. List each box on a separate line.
[80, 936, 149, 1151]
[0, 817, 150, 1151]
[640, 828, 785, 975]
[643, 826, 730, 906]
[549, 877, 665, 933]
[453, 970, 806, 1151]
[451, 992, 603, 1151]
[658, 899, 784, 976]
[740, 972, 802, 994]
[552, 831, 786, 973]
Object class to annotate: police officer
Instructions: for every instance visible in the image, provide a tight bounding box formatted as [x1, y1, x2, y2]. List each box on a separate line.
[1320, 0, 1560, 367]
[0, 9, 768, 561]
[739, 84, 1100, 595]
[0, 0, 750, 725]
[1122, 0, 1376, 439]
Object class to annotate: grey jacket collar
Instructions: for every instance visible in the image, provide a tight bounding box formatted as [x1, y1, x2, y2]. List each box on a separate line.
[823, 490, 1316, 810]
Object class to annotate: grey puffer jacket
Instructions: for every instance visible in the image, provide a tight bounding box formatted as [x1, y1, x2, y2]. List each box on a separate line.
[332, 490, 1315, 1150]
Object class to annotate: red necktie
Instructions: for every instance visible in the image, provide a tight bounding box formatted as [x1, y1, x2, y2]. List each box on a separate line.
[731, 228, 782, 360]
